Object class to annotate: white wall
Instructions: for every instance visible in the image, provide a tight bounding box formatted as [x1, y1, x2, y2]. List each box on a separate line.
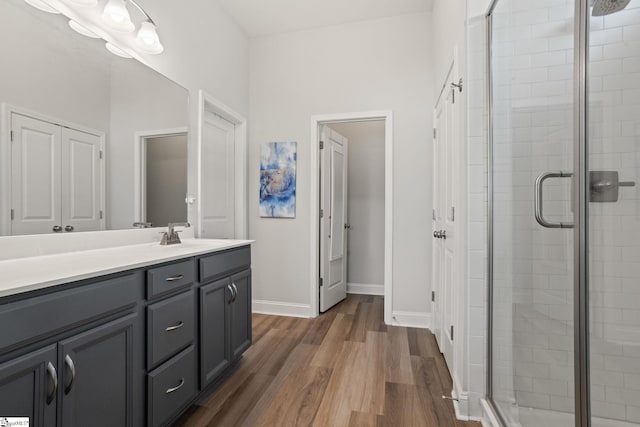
[249, 13, 433, 316]
[329, 121, 385, 288]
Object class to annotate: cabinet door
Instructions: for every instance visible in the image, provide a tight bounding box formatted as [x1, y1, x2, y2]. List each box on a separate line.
[58, 314, 136, 427]
[0, 345, 57, 427]
[199, 278, 231, 388]
[230, 269, 252, 360]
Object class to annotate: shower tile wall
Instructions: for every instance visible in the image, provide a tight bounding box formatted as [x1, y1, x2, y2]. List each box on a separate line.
[491, 0, 640, 423]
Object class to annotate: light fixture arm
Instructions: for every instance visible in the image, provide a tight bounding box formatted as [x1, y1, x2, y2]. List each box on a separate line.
[127, 0, 155, 25]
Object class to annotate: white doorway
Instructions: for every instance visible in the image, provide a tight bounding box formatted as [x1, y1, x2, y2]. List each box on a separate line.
[310, 111, 393, 323]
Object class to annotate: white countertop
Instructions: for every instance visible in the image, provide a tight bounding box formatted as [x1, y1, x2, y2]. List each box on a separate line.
[0, 238, 253, 298]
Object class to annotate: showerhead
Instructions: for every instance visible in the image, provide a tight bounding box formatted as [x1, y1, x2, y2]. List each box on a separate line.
[592, 0, 631, 16]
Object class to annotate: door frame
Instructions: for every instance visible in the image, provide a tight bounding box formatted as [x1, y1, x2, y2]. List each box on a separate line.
[309, 111, 393, 323]
[197, 90, 248, 239]
[133, 127, 189, 224]
[0, 103, 106, 236]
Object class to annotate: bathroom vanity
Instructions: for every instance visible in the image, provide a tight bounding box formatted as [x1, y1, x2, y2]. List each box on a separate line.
[0, 239, 252, 427]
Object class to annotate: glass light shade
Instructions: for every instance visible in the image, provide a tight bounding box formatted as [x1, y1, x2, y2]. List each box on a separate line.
[68, 20, 100, 38]
[105, 42, 132, 58]
[70, 0, 98, 5]
[136, 22, 164, 54]
[102, 0, 134, 33]
[24, 0, 59, 14]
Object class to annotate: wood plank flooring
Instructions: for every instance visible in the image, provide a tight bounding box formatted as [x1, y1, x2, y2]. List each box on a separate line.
[176, 295, 480, 427]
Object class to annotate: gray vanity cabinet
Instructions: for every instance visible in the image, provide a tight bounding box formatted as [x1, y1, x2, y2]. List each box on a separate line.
[199, 278, 231, 387]
[229, 269, 252, 360]
[58, 314, 137, 427]
[0, 345, 57, 427]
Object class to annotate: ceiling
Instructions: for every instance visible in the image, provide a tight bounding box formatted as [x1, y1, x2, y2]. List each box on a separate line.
[217, 0, 434, 38]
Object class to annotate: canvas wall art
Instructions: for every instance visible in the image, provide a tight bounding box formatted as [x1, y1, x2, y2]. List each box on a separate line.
[259, 142, 297, 218]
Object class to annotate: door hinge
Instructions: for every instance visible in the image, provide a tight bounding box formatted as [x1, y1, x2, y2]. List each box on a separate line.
[320, 209, 324, 218]
[319, 140, 324, 150]
[99, 150, 103, 159]
[433, 128, 437, 139]
[320, 277, 324, 287]
[99, 210, 103, 219]
[432, 291, 435, 302]
[10, 209, 14, 220]
[450, 325, 454, 341]
[432, 209, 436, 221]
[451, 207, 455, 222]
[10, 130, 14, 142]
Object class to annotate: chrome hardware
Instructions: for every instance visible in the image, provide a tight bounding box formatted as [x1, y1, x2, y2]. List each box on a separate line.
[227, 284, 234, 303]
[46, 362, 57, 405]
[64, 355, 75, 395]
[344, 223, 351, 229]
[165, 321, 184, 332]
[451, 78, 463, 93]
[433, 230, 440, 238]
[441, 230, 447, 240]
[589, 171, 636, 202]
[64, 225, 74, 232]
[165, 275, 184, 282]
[165, 378, 185, 394]
[231, 283, 238, 302]
[53, 225, 62, 232]
[442, 395, 460, 402]
[160, 222, 191, 245]
[534, 171, 574, 229]
[433, 230, 447, 239]
[133, 222, 152, 228]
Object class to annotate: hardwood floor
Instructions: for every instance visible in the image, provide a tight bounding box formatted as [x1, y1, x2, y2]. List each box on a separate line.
[176, 295, 480, 427]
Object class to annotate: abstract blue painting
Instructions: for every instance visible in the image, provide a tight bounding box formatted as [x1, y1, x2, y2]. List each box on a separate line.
[259, 142, 297, 218]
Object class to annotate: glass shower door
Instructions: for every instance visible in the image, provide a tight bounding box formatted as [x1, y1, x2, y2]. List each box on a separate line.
[588, 1, 640, 425]
[489, 0, 577, 425]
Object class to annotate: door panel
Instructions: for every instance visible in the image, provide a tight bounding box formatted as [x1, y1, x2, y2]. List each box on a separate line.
[0, 345, 57, 427]
[201, 112, 235, 238]
[199, 278, 230, 387]
[61, 127, 102, 232]
[230, 269, 252, 359]
[320, 126, 348, 312]
[11, 113, 61, 235]
[59, 315, 136, 427]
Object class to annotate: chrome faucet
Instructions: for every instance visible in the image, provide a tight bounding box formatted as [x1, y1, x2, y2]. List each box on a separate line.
[160, 222, 190, 245]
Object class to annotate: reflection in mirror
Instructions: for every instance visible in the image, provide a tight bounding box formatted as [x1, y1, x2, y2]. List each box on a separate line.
[0, 0, 189, 236]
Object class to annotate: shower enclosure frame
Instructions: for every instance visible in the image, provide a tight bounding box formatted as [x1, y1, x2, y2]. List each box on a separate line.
[485, 0, 592, 426]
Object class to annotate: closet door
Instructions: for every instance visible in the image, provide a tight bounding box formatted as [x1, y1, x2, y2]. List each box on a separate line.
[61, 127, 103, 232]
[11, 113, 62, 235]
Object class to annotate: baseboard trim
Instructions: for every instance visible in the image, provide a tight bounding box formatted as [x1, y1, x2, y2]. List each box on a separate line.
[347, 282, 384, 296]
[390, 310, 431, 329]
[480, 399, 501, 427]
[252, 300, 312, 318]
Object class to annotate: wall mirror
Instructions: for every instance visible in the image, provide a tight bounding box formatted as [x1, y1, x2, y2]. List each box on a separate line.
[0, 0, 189, 236]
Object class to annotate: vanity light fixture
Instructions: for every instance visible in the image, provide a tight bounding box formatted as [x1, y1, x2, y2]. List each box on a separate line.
[69, 0, 97, 6]
[105, 42, 133, 58]
[24, 0, 59, 14]
[68, 19, 100, 38]
[102, 0, 134, 32]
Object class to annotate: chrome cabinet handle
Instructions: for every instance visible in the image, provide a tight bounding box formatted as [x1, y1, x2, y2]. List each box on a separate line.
[231, 283, 238, 303]
[165, 275, 184, 282]
[227, 284, 234, 304]
[46, 361, 57, 405]
[64, 355, 75, 395]
[165, 321, 184, 332]
[53, 225, 62, 232]
[166, 378, 184, 394]
[64, 225, 74, 232]
[534, 171, 574, 229]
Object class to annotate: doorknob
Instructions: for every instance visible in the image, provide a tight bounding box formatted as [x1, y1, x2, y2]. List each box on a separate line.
[433, 231, 440, 239]
[53, 225, 62, 232]
[441, 230, 447, 240]
[344, 224, 351, 229]
[64, 225, 74, 232]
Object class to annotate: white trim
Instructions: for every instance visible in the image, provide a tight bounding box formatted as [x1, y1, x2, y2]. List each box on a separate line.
[252, 300, 312, 318]
[197, 91, 248, 239]
[346, 282, 384, 296]
[480, 399, 501, 427]
[310, 110, 393, 324]
[133, 127, 189, 223]
[390, 311, 431, 329]
[1, 103, 106, 235]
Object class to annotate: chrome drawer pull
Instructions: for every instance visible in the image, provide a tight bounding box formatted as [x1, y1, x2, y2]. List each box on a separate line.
[166, 378, 185, 394]
[165, 321, 184, 332]
[165, 275, 184, 282]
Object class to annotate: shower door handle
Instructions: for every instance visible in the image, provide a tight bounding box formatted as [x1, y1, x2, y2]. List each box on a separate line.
[534, 171, 574, 229]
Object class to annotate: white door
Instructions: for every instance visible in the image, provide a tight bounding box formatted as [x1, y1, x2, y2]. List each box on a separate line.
[201, 111, 235, 238]
[11, 113, 61, 235]
[433, 73, 458, 371]
[61, 127, 103, 232]
[319, 125, 349, 312]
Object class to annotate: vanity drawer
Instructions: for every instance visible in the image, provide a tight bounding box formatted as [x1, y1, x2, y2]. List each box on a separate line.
[146, 260, 194, 299]
[0, 273, 140, 355]
[147, 346, 196, 427]
[147, 291, 194, 368]
[198, 246, 251, 283]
